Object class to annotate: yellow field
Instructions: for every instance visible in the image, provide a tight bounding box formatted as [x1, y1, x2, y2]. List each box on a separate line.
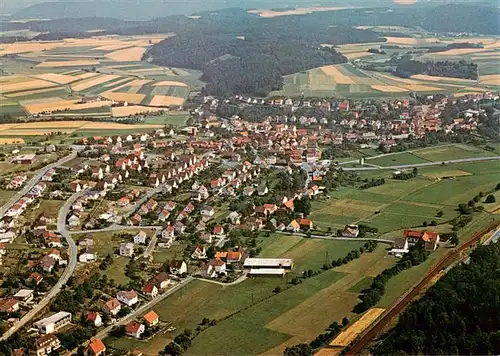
[32, 73, 79, 84]
[0, 129, 76, 135]
[111, 105, 164, 117]
[105, 47, 146, 61]
[435, 48, 495, 56]
[479, 74, 500, 85]
[72, 72, 100, 80]
[410, 74, 476, 83]
[248, 6, 359, 17]
[21, 98, 113, 114]
[329, 308, 385, 347]
[344, 52, 374, 60]
[371, 85, 408, 92]
[101, 92, 145, 104]
[0, 42, 60, 55]
[149, 95, 185, 107]
[0, 78, 56, 93]
[0, 138, 25, 144]
[374, 73, 446, 91]
[320, 65, 355, 84]
[36, 60, 100, 68]
[71, 74, 121, 92]
[0, 121, 162, 133]
[153, 81, 188, 87]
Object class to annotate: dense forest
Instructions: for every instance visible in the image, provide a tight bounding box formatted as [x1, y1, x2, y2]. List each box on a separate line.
[374, 241, 500, 355]
[395, 60, 478, 80]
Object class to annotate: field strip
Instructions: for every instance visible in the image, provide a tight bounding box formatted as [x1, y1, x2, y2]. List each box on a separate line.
[71, 74, 121, 92]
[0, 138, 25, 144]
[104, 47, 146, 61]
[0, 79, 57, 93]
[102, 77, 136, 88]
[0, 120, 162, 132]
[149, 95, 185, 107]
[0, 42, 60, 55]
[152, 81, 188, 87]
[434, 48, 497, 56]
[94, 44, 135, 51]
[320, 65, 356, 84]
[329, 308, 385, 347]
[36, 60, 100, 68]
[103, 78, 151, 92]
[31, 73, 80, 84]
[479, 74, 500, 85]
[410, 74, 476, 83]
[249, 6, 361, 18]
[111, 105, 164, 117]
[101, 92, 145, 104]
[21, 98, 113, 115]
[371, 85, 408, 92]
[4, 87, 64, 98]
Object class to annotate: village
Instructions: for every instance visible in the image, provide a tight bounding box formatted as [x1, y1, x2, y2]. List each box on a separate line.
[0, 89, 497, 355]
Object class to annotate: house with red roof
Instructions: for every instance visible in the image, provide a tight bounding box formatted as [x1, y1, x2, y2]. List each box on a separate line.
[143, 310, 159, 327]
[86, 312, 103, 327]
[85, 338, 106, 356]
[125, 321, 145, 339]
[404, 230, 440, 250]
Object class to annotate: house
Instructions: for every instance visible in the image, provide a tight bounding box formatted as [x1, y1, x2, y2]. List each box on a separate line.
[257, 185, 269, 196]
[79, 246, 96, 263]
[119, 242, 134, 257]
[13, 289, 34, 304]
[200, 205, 215, 218]
[0, 298, 19, 313]
[212, 226, 224, 236]
[11, 154, 36, 164]
[40, 255, 57, 272]
[169, 260, 187, 275]
[28, 272, 43, 285]
[125, 321, 145, 339]
[228, 211, 241, 225]
[102, 298, 121, 315]
[342, 224, 359, 238]
[34, 312, 72, 334]
[143, 283, 158, 299]
[134, 231, 148, 245]
[287, 220, 300, 232]
[209, 258, 227, 274]
[389, 238, 409, 258]
[297, 218, 313, 231]
[85, 338, 106, 356]
[152, 272, 170, 289]
[143, 310, 160, 327]
[226, 251, 243, 264]
[35, 334, 61, 356]
[85, 312, 103, 327]
[404, 230, 440, 250]
[117, 290, 139, 306]
[191, 245, 207, 259]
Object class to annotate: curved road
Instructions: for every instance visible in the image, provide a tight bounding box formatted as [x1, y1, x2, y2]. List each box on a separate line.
[0, 190, 82, 341]
[0, 151, 77, 217]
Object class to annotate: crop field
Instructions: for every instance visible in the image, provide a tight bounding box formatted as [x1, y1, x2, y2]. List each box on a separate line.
[329, 308, 385, 347]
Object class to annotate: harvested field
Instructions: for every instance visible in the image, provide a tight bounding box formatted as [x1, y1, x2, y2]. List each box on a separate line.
[0, 129, 76, 135]
[320, 65, 355, 84]
[0, 78, 56, 93]
[149, 95, 185, 107]
[32, 73, 79, 84]
[0, 121, 161, 132]
[435, 48, 494, 56]
[21, 98, 112, 114]
[329, 308, 385, 347]
[479, 74, 500, 85]
[111, 105, 164, 117]
[72, 72, 100, 80]
[36, 60, 100, 68]
[105, 47, 146, 61]
[371, 85, 407, 92]
[152, 81, 188, 87]
[0, 42, 60, 55]
[344, 52, 374, 60]
[101, 92, 145, 104]
[410, 74, 476, 83]
[71, 74, 121, 91]
[422, 170, 472, 178]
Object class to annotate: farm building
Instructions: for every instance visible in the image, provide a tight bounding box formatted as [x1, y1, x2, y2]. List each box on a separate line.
[244, 258, 294, 276]
[11, 154, 36, 164]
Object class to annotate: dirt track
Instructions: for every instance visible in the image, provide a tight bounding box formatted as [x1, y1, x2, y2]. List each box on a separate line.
[346, 222, 500, 355]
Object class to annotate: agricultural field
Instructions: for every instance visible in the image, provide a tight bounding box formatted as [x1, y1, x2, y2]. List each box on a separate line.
[112, 239, 396, 356]
[0, 34, 202, 124]
[311, 158, 499, 234]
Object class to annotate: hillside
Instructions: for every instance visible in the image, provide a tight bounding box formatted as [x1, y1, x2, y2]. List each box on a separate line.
[373, 241, 500, 355]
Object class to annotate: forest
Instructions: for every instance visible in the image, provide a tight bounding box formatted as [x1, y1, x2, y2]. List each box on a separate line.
[395, 60, 478, 80]
[373, 241, 500, 355]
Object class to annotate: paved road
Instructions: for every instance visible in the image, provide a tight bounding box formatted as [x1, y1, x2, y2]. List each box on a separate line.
[143, 227, 161, 258]
[195, 272, 248, 286]
[68, 225, 161, 235]
[0, 152, 77, 217]
[94, 277, 194, 340]
[341, 156, 500, 171]
[124, 186, 164, 219]
[0, 191, 82, 341]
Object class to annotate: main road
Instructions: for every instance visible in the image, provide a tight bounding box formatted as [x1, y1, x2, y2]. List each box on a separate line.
[0, 190, 82, 341]
[0, 151, 78, 217]
[340, 155, 500, 171]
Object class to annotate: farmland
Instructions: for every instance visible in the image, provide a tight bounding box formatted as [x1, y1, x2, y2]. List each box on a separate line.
[0, 34, 201, 124]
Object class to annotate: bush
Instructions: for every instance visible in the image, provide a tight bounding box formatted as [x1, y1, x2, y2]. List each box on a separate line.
[485, 194, 496, 203]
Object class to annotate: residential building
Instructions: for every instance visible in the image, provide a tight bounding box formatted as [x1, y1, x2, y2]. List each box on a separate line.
[143, 284, 158, 299]
[342, 224, 359, 238]
[35, 334, 61, 356]
[389, 238, 410, 258]
[85, 312, 103, 327]
[34, 312, 72, 334]
[143, 310, 160, 327]
[169, 260, 187, 275]
[0, 298, 19, 313]
[404, 230, 440, 250]
[134, 231, 148, 245]
[117, 290, 139, 306]
[85, 338, 106, 356]
[125, 321, 145, 339]
[102, 298, 121, 315]
[119, 242, 134, 257]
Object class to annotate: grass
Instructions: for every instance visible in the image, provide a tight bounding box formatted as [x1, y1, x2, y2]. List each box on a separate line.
[367, 152, 429, 167]
[412, 144, 498, 162]
[0, 189, 15, 206]
[348, 276, 374, 293]
[152, 244, 186, 264]
[142, 112, 189, 126]
[103, 257, 131, 286]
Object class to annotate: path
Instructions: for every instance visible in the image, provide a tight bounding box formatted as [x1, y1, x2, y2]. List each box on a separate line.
[195, 272, 248, 286]
[273, 230, 394, 244]
[0, 190, 82, 340]
[68, 225, 162, 234]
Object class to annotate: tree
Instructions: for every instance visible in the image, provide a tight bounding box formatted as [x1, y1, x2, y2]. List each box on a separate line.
[450, 235, 459, 247]
[342, 317, 349, 327]
[284, 344, 313, 356]
[485, 194, 496, 203]
[436, 210, 444, 217]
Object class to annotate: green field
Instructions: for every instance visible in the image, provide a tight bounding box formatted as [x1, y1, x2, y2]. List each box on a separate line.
[367, 152, 429, 167]
[143, 112, 189, 126]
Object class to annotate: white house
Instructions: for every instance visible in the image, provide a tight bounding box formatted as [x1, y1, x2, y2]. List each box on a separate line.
[119, 242, 134, 257]
[117, 290, 138, 306]
[133, 231, 148, 245]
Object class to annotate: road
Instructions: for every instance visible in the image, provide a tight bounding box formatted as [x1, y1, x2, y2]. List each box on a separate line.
[0, 151, 77, 217]
[68, 225, 162, 235]
[0, 190, 82, 341]
[346, 222, 500, 355]
[143, 227, 161, 258]
[341, 156, 500, 171]
[94, 277, 194, 340]
[123, 186, 164, 219]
